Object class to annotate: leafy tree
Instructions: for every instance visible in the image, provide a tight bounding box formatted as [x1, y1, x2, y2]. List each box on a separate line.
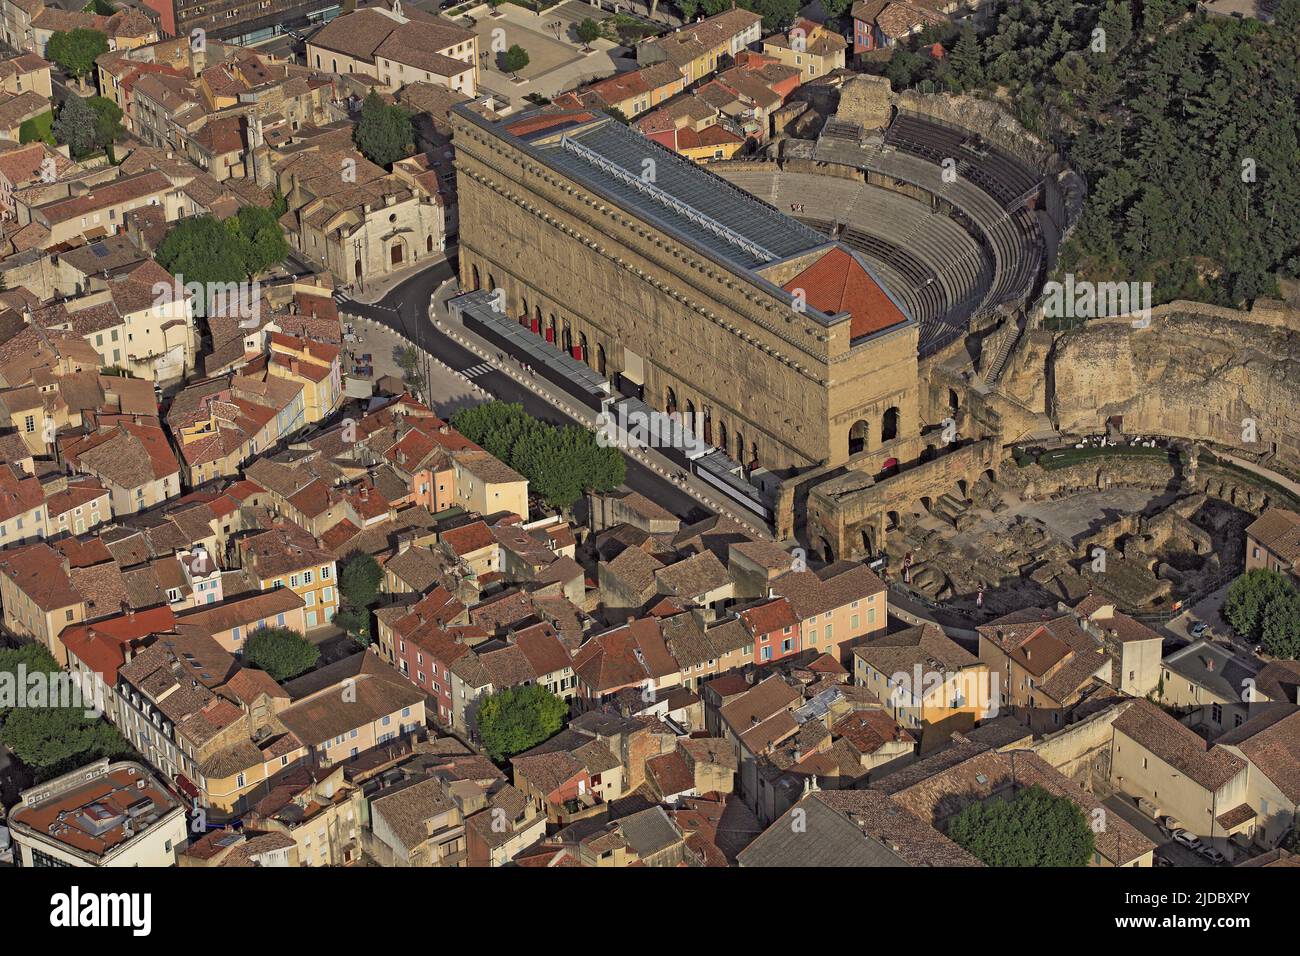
[476, 684, 568, 761]
[336, 552, 384, 647]
[1261, 587, 1300, 660]
[155, 204, 288, 304]
[948, 27, 984, 89]
[340, 552, 383, 612]
[676, 0, 698, 19]
[46, 28, 109, 85]
[1096, 0, 1134, 56]
[353, 91, 413, 167]
[1224, 569, 1299, 655]
[334, 608, 370, 646]
[750, 0, 798, 31]
[156, 215, 248, 293]
[501, 44, 530, 75]
[0, 644, 132, 782]
[244, 626, 319, 681]
[947, 784, 1096, 866]
[0, 706, 133, 782]
[234, 203, 289, 276]
[576, 17, 601, 46]
[52, 93, 96, 158]
[87, 95, 123, 150]
[451, 401, 626, 511]
[874, 0, 1299, 308]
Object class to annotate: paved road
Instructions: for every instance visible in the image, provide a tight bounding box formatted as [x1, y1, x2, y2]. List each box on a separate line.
[1103, 794, 1211, 867]
[336, 261, 714, 524]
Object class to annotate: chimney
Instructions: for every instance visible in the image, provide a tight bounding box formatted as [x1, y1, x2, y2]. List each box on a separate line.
[1205, 658, 1214, 672]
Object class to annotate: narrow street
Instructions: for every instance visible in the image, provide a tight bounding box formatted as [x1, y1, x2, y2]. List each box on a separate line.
[335, 260, 724, 527]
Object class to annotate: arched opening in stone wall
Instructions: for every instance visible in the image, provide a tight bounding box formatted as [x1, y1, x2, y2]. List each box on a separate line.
[666, 386, 678, 415]
[817, 536, 834, 563]
[849, 420, 869, 456]
[736, 431, 745, 465]
[718, 421, 729, 456]
[597, 345, 607, 377]
[750, 442, 759, 468]
[703, 406, 713, 444]
[578, 332, 588, 364]
[887, 510, 901, 531]
[881, 407, 899, 443]
[948, 388, 960, 413]
[861, 526, 876, 556]
[956, 479, 969, 499]
[488, 273, 497, 292]
[472, 265, 481, 290]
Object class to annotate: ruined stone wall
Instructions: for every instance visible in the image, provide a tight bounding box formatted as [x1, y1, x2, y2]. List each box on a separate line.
[993, 304, 1300, 471]
[806, 439, 998, 558]
[835, 74, 892, 129]
[1000, 454, 1293, 517]
[894, 90, 1059, 173]
[1048, 312, 1300, 470]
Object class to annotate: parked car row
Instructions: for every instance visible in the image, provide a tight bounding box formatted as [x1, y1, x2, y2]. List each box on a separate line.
[1160, 817, 1227, 864]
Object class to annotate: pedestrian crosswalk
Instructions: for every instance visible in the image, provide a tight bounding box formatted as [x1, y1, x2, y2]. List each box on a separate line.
[332, 291, 349, 303]
[461, 363, 493, 379]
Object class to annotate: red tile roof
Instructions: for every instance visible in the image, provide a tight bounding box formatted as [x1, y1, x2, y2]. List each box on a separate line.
[782, 246, 909, 339]
[62, 606, 177, 681]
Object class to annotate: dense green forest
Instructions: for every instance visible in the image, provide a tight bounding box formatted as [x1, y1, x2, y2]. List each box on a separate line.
[872, 0, 1300, 307]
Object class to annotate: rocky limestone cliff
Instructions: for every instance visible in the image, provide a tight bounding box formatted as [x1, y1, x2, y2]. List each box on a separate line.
[994, 305, 1300, 469]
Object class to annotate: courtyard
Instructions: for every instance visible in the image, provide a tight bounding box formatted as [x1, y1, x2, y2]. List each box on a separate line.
[452, 1, 642, 108]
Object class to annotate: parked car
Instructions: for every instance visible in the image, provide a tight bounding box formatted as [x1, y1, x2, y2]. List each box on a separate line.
[1200, 846, 1226, 864]
[1191, 621, 1210, 638]
[1172, 829, 1203, 850]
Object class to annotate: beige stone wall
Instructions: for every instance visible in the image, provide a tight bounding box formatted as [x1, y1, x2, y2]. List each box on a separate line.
[452, 112, 920, 475]
[996, 308, 1300, 471]
[1031, 700, 1128, 787]
[806, 438, 998, 559]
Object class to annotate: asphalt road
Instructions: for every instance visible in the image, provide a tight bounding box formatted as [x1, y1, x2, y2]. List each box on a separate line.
[1102, 794, 1213, 867]
[337, 261, 713, 524]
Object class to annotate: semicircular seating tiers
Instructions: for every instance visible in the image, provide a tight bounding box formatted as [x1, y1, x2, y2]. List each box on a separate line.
[712, 165, 996, 353]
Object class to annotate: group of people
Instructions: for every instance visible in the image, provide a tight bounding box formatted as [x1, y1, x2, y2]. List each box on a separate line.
[494, 351, 538, 379]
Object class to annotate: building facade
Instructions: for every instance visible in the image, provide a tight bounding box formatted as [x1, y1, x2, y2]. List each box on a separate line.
[453, 107, 921, 476]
